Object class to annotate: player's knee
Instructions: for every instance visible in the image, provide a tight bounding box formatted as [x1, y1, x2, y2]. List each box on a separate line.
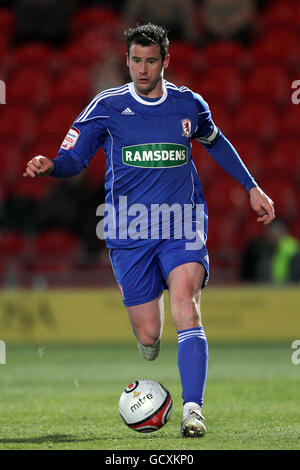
[137, 333, 160, 347]
[134, 325, 161, 346]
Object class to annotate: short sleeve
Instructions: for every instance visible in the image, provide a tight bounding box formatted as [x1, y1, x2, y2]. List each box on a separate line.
[58, 100, 110, 167]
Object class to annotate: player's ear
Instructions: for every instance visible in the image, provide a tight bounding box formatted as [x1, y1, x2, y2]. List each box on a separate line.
[126, 52, 130, 67]
[163, 53, 170, 70]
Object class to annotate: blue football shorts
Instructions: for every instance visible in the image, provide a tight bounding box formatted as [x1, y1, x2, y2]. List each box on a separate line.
[109, 238, 209, 307]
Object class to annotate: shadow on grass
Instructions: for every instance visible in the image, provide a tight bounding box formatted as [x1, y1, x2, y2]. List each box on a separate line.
[0, 434, 99, 444]
[0, 433, 164, 444]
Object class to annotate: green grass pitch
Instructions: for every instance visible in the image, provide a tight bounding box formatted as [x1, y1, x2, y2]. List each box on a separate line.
[0, 342, 299, 450]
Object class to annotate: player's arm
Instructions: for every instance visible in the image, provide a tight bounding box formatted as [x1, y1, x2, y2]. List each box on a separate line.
[23, 154, 83, 178]
[23, 101, 109, 179]
[192, 93, 275, 224]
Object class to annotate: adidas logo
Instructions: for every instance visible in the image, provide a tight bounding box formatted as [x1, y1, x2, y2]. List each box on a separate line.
[121, 107, 134, 115]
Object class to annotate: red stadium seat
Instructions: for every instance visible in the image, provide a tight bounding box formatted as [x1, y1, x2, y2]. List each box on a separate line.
[260, 176, 298, 221]
[0, 8, 15, 55]
[231, 137, 265, 181]
[230, 102, 278, 144]
[205, 176, 250, 218]
[9, 42, 55, 68]
[12, 178, 53, 201]
[50, 65, 92, 106]
[192, 139, 225, 184]
[69, 6, 121, 37]
[29, 258, 74, 274]
[197, 64, 242, 108]
[0, 142, 23, 186]
[267, 139, 300, 179]
[24, 140, 60, 164]
[207, 101, 233, 137]
[206, 214, 244, 267]
[204, 42, 245, 67]
[6, 66, 50, 107]
[260, 0, 300, 32]
[61, 28, 115, 67]
[32, 229, 81, 257]
[278, 106, 300, 136]
[0, 8, 15, 38]
[36, 104, 81, 141]
[251, 28, 300, 67]
[85, 147, 107, 188]
[0, 231, 24, 256]
[0, 104, 36, 144]
[242, 64, 290, 107]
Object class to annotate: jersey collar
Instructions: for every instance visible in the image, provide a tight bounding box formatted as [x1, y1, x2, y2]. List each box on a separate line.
[128, 81, 168, 105]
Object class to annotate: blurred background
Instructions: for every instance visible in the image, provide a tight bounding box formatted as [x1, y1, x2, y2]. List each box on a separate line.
[0, 0, 299, 344]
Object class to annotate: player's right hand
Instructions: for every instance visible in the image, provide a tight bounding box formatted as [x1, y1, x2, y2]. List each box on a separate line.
[23, 155, 54, 178]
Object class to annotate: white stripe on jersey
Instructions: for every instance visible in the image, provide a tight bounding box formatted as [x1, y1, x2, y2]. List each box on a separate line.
[76, 84, 130, 122]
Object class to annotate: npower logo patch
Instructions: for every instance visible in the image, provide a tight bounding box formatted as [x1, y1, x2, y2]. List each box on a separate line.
[122, 143, 188, 168]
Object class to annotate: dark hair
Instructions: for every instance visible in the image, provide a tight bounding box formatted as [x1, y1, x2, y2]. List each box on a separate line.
[124, 23, 169, 61]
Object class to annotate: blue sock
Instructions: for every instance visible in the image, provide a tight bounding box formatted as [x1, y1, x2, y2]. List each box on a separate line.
[177, 326, 208, 407]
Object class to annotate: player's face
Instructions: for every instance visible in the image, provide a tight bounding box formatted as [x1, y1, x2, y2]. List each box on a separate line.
[127, 43, 169, 98]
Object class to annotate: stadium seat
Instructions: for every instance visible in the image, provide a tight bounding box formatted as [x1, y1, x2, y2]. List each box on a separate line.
[85, 147, 107, 189]
[242, 64, 290, 107]
[197, 64, 242, 108]
[260, 176, 298, 221]
[0, 230, 24, 256]
[32, 229, 81, 257]
[278, 106, 300, 137]
[230, 102, 278, 144]
[36, 104, 82, 142]
[0, 8, 15, 55]
[267, 139, 300, 180]
[6, 66, 50, 107]
[206, 101, 233, 137]
[12, 178, 52, 201]
[206, 214, 244, 266]
[24, 140, 61, 164]
[192, 139, 225, 184]
[50, 65, 92, 106]
[0, 142, 23, 186]
[69, 6, 121, 37]
[260, 0, 300, 32]
[0, 104, 36, 144]
[61, 28, 114, 67]
[0, 8, 15, 39]
[204, 42, 245, 67]
[9, 42, 55, 68]
[205, 176, 250, 218]
[28, 258, 74, 274]
[231, 137, 265, 181]
[251, 28, 300, 67]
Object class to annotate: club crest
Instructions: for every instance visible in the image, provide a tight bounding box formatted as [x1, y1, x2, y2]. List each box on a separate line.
[181, 119, 192, 137]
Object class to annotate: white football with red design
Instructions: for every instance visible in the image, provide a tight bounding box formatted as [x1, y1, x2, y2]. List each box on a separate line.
[119, 379, 172, 433]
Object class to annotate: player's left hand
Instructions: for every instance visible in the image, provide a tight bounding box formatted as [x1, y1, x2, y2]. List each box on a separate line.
[249, 186, 275, 225]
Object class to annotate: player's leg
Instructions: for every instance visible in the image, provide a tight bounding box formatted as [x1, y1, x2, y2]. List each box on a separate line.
[109, 245, 165, 361]
[168, 262, 208, 437]
[127, 292, 164, 361]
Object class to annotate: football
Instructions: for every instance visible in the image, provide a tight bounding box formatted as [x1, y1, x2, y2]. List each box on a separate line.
[119, 379, 173, 433]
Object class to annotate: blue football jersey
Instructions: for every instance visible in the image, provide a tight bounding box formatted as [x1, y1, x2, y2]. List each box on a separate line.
[58, 80, 218, 247]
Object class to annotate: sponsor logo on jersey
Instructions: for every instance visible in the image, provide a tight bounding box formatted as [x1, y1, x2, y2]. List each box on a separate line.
[122, 143, 188, 168]
[181, 118, 192, 137]
[61, 127, 80, 150]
